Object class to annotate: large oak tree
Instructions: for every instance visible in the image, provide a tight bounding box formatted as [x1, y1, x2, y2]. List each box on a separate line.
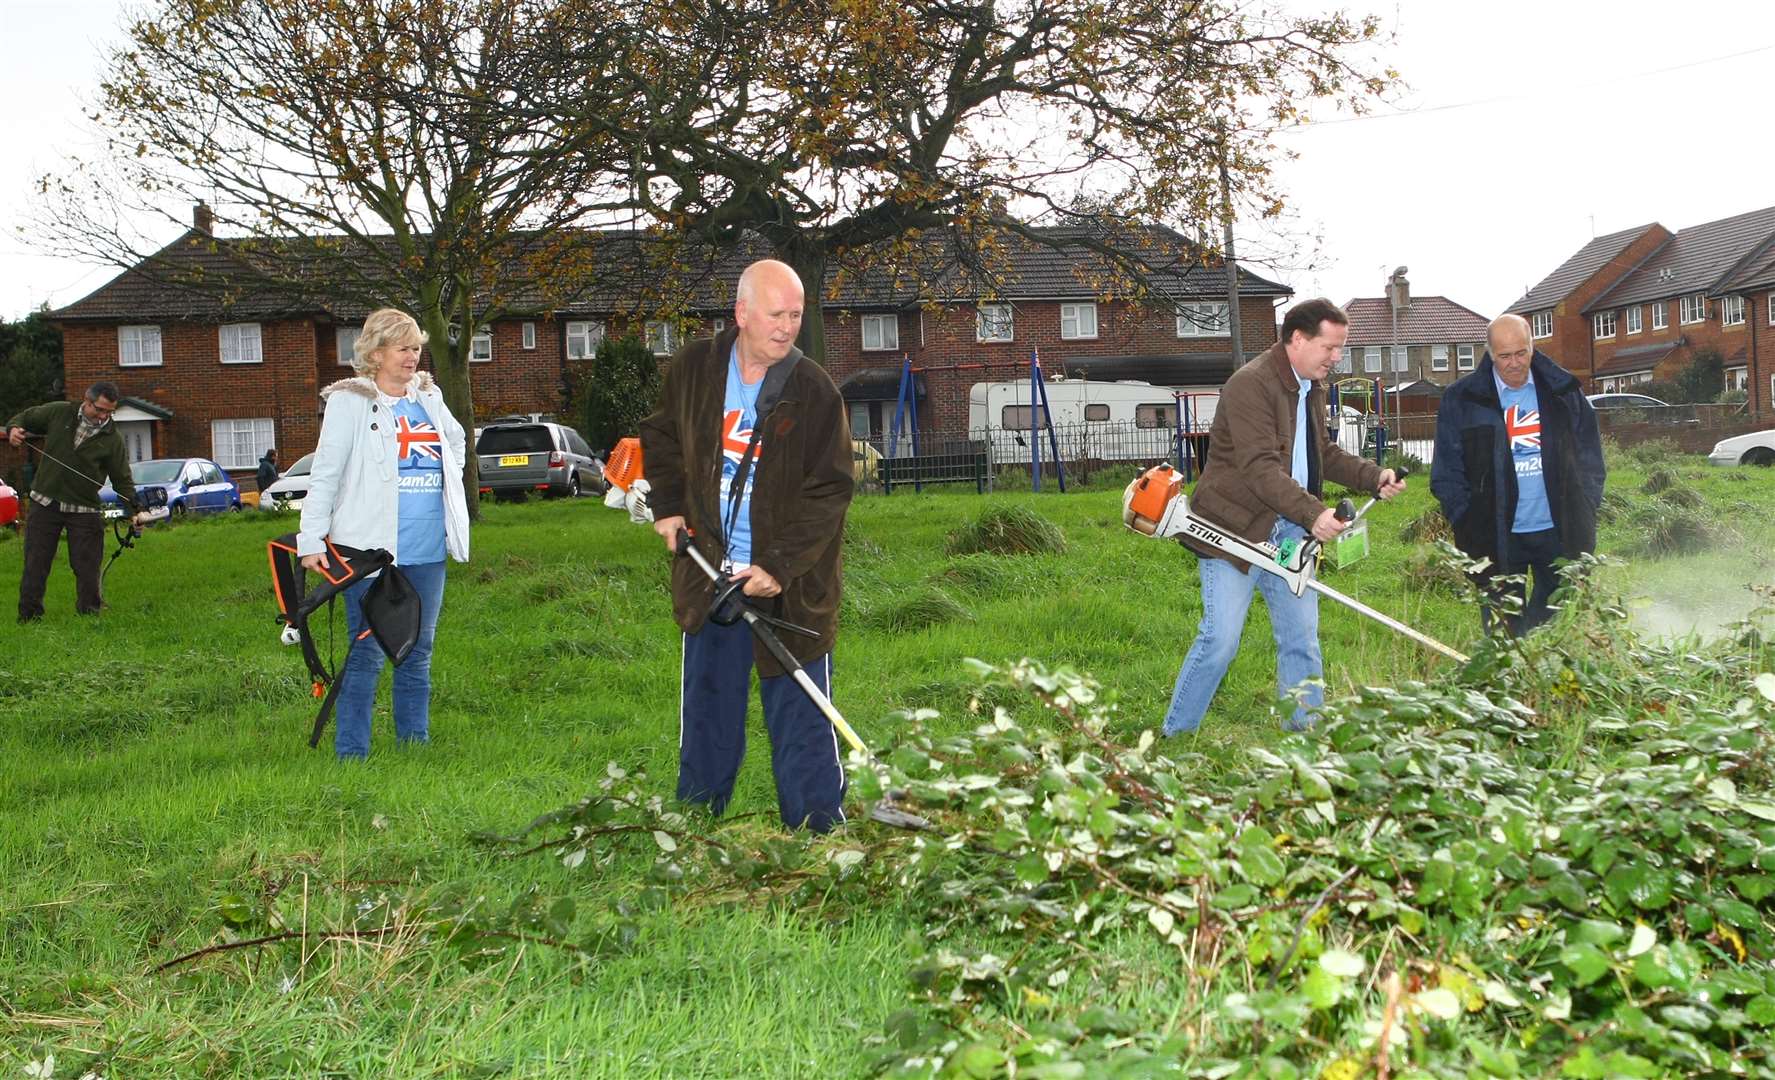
[578, 0, 1394, 357]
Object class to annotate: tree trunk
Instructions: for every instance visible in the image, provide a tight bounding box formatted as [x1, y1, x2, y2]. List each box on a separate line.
[417, 304, 482, 523]
[780, 243, 829, 364]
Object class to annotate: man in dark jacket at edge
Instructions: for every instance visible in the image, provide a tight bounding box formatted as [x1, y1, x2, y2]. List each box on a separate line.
[256, 447, 279, 496]
[639, 259, 855, 832]
[1431, 313, 1604, 634]
[1164, 299, 1405, 736]
[6, 380, 140, 621]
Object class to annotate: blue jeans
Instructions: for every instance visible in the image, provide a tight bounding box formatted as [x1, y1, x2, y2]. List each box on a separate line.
[1163, 519, 1323, 735]
[677, 617, 847, 833]
[335, 560, 446, 759]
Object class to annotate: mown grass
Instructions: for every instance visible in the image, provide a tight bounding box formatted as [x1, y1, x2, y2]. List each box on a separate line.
[3, 452, 1774, 1077]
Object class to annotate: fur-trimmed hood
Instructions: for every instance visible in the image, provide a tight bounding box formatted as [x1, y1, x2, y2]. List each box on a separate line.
[320, 371, 439, 400]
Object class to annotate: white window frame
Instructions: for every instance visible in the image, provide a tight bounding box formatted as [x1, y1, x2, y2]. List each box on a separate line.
[1391, 345, 1408, 373]
[469, 325, 492, 363]
[1680, 294, 1707, 325]
[1592, 311, 1616, 339]
[219, 322, 263, 365]
[335, 326, 361, 368]
[1722, 294, 1745, 327]
[1336, 348, 1353, 374]
[118, 325, 163, 368]
[1651, 301, 1668, 330]
[521, 322, 536, 350]
[860, 313, 898, 352]
[645, 320, 680, 356]
[1175, 301, 1230, 339]
[565, 320, 605, 360]
[1059, 302, 1098, 340]
[1363, 346, 1381, 373]
[1530, 311, 1553, 339]
[977, 303, 1014, 343]
[210, 418, 275, 470]
[1727, 366, 1748, 392]
[711, 318, 727, 334]
[1457, 344, 1476, 371]
[1769, 295, 1775, 326]
[1430, 345, 1449, 372]
[1625, 306, 1642, 335]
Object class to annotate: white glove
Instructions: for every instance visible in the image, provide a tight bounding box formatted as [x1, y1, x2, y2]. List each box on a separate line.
[625, 478, 653, 524]
[603, 485, 626, 509]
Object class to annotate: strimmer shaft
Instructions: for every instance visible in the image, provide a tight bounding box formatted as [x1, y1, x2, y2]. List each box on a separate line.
[1304, 578, 1469, 664]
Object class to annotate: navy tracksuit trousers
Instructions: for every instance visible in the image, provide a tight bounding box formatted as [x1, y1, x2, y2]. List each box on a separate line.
[677, 617, 847, 832]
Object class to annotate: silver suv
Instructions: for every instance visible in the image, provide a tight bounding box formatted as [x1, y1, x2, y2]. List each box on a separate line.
[476, 421, 607, 501]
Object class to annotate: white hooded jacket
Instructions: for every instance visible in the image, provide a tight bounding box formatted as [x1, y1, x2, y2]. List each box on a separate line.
[296, 373, 471, 564]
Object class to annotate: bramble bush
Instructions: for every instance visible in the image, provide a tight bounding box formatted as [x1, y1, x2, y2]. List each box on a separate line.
[148, 562, 1775, 1079]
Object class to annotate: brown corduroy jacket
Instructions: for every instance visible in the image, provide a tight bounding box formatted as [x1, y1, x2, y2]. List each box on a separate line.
[1184, 342, 1383, 571]
[639, 328, 854, 673]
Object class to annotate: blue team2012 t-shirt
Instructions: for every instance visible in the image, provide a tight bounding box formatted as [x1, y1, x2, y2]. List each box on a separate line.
[719, 344, 763, 569]
[1497, 378, 1552, 534]
[390, 396, 447, 565]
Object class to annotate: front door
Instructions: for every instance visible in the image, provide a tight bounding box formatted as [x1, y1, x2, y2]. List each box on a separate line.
[116, 420, 153, 463]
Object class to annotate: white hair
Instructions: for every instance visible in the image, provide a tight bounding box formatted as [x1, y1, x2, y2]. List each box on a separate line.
[352, 308, 428, 377]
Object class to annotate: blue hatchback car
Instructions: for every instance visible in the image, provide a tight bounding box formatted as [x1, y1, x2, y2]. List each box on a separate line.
[100, 457, 242, 519]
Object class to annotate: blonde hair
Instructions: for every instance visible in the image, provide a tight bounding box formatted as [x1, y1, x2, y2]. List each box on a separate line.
[352, 308, 428, 377]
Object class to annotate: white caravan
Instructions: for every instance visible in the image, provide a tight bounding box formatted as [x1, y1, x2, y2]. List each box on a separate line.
[965, 378, 1220, 466]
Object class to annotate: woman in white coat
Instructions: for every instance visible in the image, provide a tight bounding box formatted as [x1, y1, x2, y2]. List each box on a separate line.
[298, 309, 471, 758]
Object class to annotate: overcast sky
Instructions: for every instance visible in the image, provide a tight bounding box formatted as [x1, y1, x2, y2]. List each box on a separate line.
[3, 0, 1774, 327]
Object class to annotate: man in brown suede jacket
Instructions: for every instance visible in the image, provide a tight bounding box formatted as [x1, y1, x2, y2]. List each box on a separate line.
[640, 259, 855, 832]
[1162, 298, 1405, 736]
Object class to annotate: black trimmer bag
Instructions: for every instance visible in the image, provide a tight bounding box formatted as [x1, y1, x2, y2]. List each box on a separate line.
[268, 533, 419, 747]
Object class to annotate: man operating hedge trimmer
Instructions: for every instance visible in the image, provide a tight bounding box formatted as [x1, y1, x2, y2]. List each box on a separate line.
[1136, 299, 1408, 737]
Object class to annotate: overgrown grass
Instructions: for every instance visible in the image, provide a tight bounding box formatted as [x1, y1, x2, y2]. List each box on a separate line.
[4, 456, 1775, 1077]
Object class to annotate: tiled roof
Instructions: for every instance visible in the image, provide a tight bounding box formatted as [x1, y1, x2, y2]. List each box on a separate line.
[1593, 340, 1682, 378]
[1719, 241, 1775, 295]
[1583, 205, 1775, 313]
[53, 222, 1291, 323]
[1505, 224, 1659, 314]
[1341, 295, 1491, 346]
[1050, 352, 1242, 386]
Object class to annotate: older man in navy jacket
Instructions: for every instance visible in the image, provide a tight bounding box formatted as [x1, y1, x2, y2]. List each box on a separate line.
[1430, 314, 1605, 633]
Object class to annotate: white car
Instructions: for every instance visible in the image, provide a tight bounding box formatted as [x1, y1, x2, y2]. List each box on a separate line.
[1708, 430, 1775, 468]
[260, 452, 315, 509]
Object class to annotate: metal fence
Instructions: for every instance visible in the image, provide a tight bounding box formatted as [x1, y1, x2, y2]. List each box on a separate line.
[857, 399, 1761, 493]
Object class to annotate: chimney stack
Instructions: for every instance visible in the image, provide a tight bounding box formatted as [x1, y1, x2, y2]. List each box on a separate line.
[193, 202, 214, 235]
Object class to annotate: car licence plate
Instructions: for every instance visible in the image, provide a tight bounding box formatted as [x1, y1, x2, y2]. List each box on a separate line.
[499, 455, 530, 466]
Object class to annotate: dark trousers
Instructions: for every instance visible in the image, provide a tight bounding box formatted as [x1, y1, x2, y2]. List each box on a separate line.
[1484, 527, 1563, 636]
[19, 503, 106, 619]
[677, 617, 846, 833]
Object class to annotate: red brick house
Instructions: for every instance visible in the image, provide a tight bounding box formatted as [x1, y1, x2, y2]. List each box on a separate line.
[1336, 269, 1491, 391]
[1509, 206, 1775, 413]
[43, 213, 1290, 475]
[1505, 223, 1671, 383]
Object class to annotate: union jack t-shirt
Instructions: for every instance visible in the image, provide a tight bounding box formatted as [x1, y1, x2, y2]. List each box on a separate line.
[1497, 378, 1552, 533]
[390, 396, 447, 565]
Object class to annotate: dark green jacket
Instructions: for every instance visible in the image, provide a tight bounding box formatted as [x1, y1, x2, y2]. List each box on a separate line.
[6, 401, 136, 509]
[639, 328, 854, 674]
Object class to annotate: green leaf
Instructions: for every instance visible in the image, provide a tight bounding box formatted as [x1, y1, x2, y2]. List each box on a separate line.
[1659, 1004, 1713, 1032]
[1239, 844, 1287, 888]
[1212, 883, 1259, 910]
[218, 893, 254, 928]
[1569, 919, 1626, 947]
[1713, 897, 1760, 928]
[1546, 872, 1588, 913]
[1560, 943, 1612, 986]
[1464, 1038, 1520, 1077]
[1302, 966, 1341, 1010]
[1744, 995, 1775, 1026]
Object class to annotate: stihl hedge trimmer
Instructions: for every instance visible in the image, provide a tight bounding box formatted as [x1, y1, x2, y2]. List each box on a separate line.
[1122, 463, 1468, 664]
